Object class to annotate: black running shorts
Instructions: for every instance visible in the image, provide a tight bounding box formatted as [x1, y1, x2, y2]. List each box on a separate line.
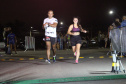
[70, 35, 82, 46]
[45, 36, 57, 45]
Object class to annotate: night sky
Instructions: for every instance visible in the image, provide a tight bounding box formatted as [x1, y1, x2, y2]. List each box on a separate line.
[0, 0, 126, 31]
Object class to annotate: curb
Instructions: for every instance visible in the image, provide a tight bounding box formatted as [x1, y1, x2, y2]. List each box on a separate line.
[1, 75, 126, 84]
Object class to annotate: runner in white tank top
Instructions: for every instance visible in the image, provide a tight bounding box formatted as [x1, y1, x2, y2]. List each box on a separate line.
[43, 10, 58, 63]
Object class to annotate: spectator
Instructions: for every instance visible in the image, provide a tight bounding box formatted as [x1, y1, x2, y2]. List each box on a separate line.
[121, 16, 126, 27]
[66, 34, 71, 50]
[112, 18, 121, 28]
[63, 34, 67, 50]
[104, 35, 108, 48]
[101, 33, 105, 48]
[7, 30, 17, 55]
[108, 25, 114, 51]
[98, 31, 102, 48]
[108, 25, 113, 37]
[57, 32, 60, 50]
[60, 34, 64, 50]
[3, 27, 10, 54]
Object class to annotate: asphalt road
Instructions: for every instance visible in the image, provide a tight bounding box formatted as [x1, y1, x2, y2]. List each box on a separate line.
[0, 49, 126, 83]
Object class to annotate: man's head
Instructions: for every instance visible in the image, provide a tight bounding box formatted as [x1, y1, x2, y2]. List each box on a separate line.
[98, 31, 101, 34]
[109, 25, 114, 30]
[115, 18, 119, 22]
[4, 28, 7, 31]
[6, 27, 11, 31]
[48, 10, 54, 18]
[122, 16, 126, 21]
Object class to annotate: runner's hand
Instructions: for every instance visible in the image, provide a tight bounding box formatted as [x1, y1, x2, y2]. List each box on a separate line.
[48, 23, 51, 26]
[82, 30, 87, 33]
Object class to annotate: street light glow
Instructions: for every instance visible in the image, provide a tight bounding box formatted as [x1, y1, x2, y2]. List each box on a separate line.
[109, 10, 114, 15]
[60, 22, 63, 25]
[31, 27, 33, 29]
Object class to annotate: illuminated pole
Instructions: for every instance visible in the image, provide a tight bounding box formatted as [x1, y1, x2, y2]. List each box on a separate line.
[30, 27, 33, 37]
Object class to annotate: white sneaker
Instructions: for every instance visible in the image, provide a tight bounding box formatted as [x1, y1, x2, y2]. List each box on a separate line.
[45, 59, 51, 64]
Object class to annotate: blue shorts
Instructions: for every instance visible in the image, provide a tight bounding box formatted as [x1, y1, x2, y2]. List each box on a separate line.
[9, 41, 15, 45]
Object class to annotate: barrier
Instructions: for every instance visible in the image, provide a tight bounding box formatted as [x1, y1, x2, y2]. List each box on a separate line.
[0, 42, 5, 49]
[109, 27, 126, 53]
[109, 27, 126, 73]
[24, 36, 35, 52]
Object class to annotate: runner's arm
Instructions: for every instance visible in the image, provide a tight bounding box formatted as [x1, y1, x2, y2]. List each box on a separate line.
[48, 22, 58, 28]
[43, 23, 48, 29]
[67, 25, 74, 35]
[79, 25, 87, 33]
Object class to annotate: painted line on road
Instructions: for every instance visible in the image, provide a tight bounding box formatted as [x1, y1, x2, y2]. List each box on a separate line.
[1, 74, 126, 84]
[59, 57, 64, 59]
[89, 57, 94, 58]
[79, 57, 84, 59]
[99, 56, 104, 59]
[1, 59, 5, 61]
[0, 56, 125, 62]
[39, 58, 44, 60]
[9, 59, 15, 61]
[29, 58, 35, 60]
[120, 56, 124, 58]
[19, 58, 25, 61]
[50, 57, 53, 59]
[109, 56, 112, 58]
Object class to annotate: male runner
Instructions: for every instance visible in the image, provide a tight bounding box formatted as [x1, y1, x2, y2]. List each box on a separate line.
[43, 10, 58, 63]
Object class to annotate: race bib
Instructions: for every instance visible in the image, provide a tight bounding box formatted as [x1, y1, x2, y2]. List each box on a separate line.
[46, 37, 50, 41]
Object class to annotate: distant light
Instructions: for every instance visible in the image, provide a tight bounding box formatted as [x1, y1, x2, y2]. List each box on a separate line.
[31, 27, 33, 29]
[60, 22, 63, 25]
[109, 10, 114, 15]
[32, 30, 38, 32]
[33, 32, 39, 34]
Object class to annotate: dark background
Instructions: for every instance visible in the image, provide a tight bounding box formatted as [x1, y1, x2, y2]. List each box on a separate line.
[0, 0, 126, 44]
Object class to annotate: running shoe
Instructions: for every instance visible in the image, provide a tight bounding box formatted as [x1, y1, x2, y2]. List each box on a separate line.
[45, 59, 51, 64]
[75, 60, 78, 64]
[53, 56, 56, 62]
[74, 52, 77, 56]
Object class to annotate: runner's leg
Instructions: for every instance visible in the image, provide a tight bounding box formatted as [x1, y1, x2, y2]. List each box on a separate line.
[46, 41, 51, 60]
[14, 44, 17, 53]
[10, 44, 13, 54]
[76, 44, 81, 61]
[52, 43, 56, 56]
[72, 46, 76, 53]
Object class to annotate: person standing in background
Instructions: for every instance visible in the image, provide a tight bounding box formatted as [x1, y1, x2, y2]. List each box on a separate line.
[63, 34, 67, 50]
[3, 27, 11, 54]
[7, 30, 17, 55]
[112, 18, 121, 28]
[121, 16, 126, 27]
[104, 35, 108, 48]
[60, 34, 64, 50]
[98, 31, 102, 48]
